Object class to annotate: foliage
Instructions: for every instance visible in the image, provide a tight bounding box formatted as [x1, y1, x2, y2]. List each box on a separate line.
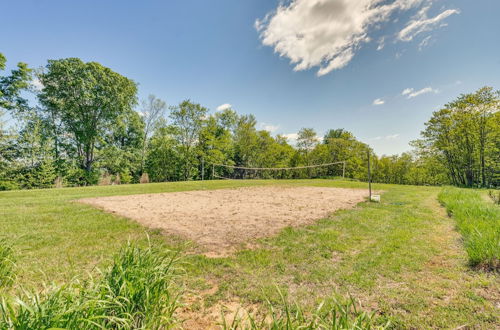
[438, 187, 500, 270]
[0, 53, 32, 112]
[417, 87, 500, 187]
[1, 54, 498, 190]
[38, 58, 138, 176]
[0, 241, 181, 329]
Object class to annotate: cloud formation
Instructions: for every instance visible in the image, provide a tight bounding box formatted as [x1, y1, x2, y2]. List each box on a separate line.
[373, 98, 385, 105]
[256, 0, 459, 76]
[398, 6, 459, 41]
[216, 103, 232, 112]
[260, 122, 279, 133]
[402, 86, 438, 98]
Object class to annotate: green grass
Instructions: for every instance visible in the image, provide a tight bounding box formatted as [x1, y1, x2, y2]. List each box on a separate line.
[438, 187, 500, 271]
[0, 241, 182, 329]
[0, 240, 15, 289]
[0, 180, 499, 328]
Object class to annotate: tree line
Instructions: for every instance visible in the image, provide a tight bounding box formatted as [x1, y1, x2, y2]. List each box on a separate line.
[0, 54, 498, 190]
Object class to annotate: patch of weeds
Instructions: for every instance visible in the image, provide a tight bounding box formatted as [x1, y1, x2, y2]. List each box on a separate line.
[221, 288, 390, 329]
[0, 240, 182, 329]
[439, 187, 500, 271]
[0, 239, 15, 289]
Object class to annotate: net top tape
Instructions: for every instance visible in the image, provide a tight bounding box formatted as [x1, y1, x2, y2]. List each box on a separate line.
[212, 161, 345, 171]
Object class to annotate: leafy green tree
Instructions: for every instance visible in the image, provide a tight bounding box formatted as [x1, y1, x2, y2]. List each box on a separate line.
[145, 121, 182, 182]
[418, 87, 499, 187]
[139, 95, 167, 174]
[169, 100, 207, 180]
[296, 128, 318, 165]
[38, 58, 138, 182]
[0, 53, 31, 112]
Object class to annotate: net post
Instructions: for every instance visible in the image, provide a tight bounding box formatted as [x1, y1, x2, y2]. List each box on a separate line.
[367, 150, 372, 201]
[201, 157, 204, 181]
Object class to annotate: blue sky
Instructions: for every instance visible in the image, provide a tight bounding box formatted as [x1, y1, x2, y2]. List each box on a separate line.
[2, 0, 499, 155]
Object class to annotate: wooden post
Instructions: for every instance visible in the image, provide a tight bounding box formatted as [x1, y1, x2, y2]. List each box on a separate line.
[367, 150, 372, 201]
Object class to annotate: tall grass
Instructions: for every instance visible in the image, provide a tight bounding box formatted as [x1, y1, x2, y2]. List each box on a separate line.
[0, 241, 182, 329]
[222, 289, 390, 330]
[438, 187, 500, 271]
[0, 240, 15, 289]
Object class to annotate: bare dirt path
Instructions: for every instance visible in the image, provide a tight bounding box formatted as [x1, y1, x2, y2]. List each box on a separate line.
[79, 186, 367, 256]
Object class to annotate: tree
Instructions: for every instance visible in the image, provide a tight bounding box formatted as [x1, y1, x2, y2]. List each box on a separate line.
[418, 87, 500, 187]
[296, 128, 318, 165]
[169, 100, 207, 180]
[139, 95, 167, 173]
[38, 58, 137, 181]
[0, 53, 32, 112]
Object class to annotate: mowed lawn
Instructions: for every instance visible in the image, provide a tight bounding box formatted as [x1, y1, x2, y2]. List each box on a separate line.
[0, 180, 498, 328]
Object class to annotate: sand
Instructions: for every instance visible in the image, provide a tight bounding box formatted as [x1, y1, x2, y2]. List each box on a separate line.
[79, 186, 367, 256]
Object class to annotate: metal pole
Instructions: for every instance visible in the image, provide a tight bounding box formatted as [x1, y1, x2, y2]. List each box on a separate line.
[342, 161, 346, 179]
[367, 150, 372, 201]
[212, 164, 215, 180]
[201, 158, 204, 181]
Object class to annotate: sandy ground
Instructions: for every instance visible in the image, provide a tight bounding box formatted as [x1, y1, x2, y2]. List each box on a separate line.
[79, 186, 367, 256]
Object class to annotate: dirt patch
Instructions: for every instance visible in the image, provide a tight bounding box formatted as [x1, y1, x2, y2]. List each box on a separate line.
[79, 186, 367, 256]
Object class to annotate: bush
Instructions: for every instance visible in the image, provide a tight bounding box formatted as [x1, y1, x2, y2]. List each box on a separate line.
[120, 170, 132, 184]
[140, 172, 150, 184]
[0, 181, 18, 191]
[112, 173, 121, 185]
[0, 241, 182, 329]
[98, 172, 112, 186]
[0, 239, 15, 289]
[54, 176, 64, 188]
[439, 187, 500, 271]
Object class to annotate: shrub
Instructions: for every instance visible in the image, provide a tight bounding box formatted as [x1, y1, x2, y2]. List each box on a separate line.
[439, 187, 500, 271]
[0, 239, 15, 289]
[140, 172, 150, 184]
[54, 176, 64, 188]
[98, 172, 112, 186]
[112, 173, 121, 185]
[0, 181, 18, 191]
[0, 241, 182, 329]
[120, 170, 132, 184]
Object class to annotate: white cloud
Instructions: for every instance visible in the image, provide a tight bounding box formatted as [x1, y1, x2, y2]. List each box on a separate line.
[259, 122, 279, 133]
[370, 134, 400, 141]
[373, 98, 385, 106]
[216, 103, 232, 112]
[32, 77, 43, 91]
[418, 35, 432, 51]
[283, 133, 299, 142]
[256, 0, 459, 76]
[398, 7, 459, 41]
[377, 37, 385, 51]
[402, 86, 438, 98]
[385, 134, 400, 140]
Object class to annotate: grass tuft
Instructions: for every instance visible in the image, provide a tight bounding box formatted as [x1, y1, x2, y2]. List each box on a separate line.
[0, 240, 182, 329]
[438, 187, 500, 271]
[222, 288, 389, 330]
[0, 239, 15, 289]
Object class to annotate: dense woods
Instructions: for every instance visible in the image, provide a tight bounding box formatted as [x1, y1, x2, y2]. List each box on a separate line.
[0, 55, 499, 190]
